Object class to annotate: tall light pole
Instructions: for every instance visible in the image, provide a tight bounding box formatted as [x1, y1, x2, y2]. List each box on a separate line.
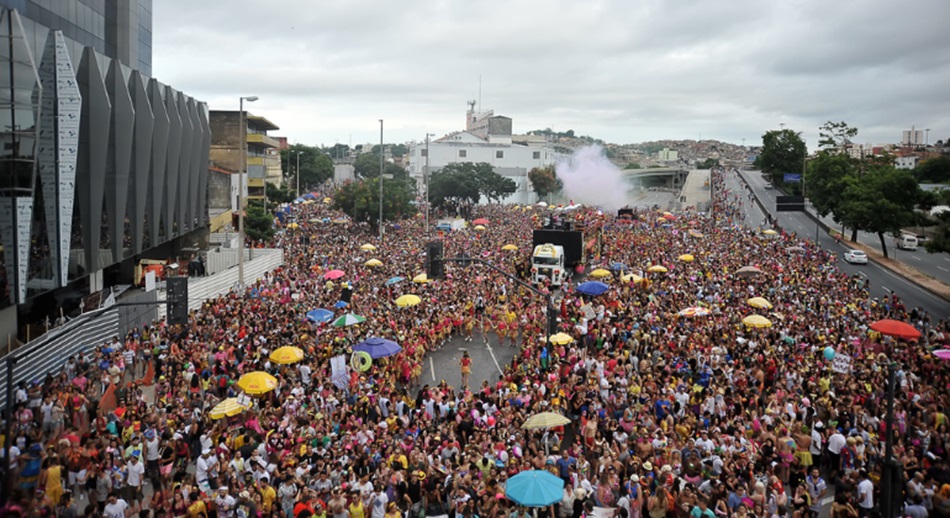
[238, 95, 258, 289]
[289, 150, 301, 198]
[425, 133, 434, 233]
[379, 119, 384, 239]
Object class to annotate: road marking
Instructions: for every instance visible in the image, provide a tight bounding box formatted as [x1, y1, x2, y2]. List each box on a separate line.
[911, 256, 921, 261]
[483, 340, 504, 375]
[430, 357, 436, 381]
[939, 266, 949, 273]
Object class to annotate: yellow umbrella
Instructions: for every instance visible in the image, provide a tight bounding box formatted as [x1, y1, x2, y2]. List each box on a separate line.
[361, 243, 377, 251]
[521, 412, 571, 430]
[647, 265, 668, 273]
[742, 314, 773, 328]
[548, 332, 574, 345]
[286, 222, 299, 230]
[412, 273, 431, 284]
[656, 217, 668, 222]
[678, 254, 695, 262]
[677, 306, 711, 317]
[589, 268, 612, 278]
[209, 398, 253, 420]
[501, 244, 518, 251]
[237, 371, 278, 395]
[688, 229, 704, 238]
[747, 297, 773, 309]
[364, 258, 383, 267]
[621, 273, 644, 284]
[323, 197, 332, 204]
[762, 229, 778, 236]
[474, 225, 486, 231]
[395, 294, 422, 307]
[269, 346, 305, 365]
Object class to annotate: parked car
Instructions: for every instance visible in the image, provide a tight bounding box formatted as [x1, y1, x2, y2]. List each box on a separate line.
[843, 250, 868, 264]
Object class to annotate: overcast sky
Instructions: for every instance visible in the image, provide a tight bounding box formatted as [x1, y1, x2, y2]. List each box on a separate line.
[153, 0, 950, 149]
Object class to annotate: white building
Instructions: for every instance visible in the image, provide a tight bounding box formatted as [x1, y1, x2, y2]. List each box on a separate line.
[895, 155, 919, 170]
[902, 128, 924, 147]
[657, 148, 678, 161]
[407, 105, 567, 204]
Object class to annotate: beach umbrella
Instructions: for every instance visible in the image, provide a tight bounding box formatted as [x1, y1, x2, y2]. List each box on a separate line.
[286, 222, 299, 230]
[333, 314, 366, 327]
[662, 212, 676, 220]
[364, 258, 383, 267]
[736, 265, 762, 276]
[647, 265, 668, 273]
[237, 371, 278, 395]
[323, 197, 332, 204]
[395, 294, 422, 307]
[306, 309, 334, 323]
[501, 244, 518, 251]
[385, 276, 405, 286]
[472, 218, 490, 225]
[269, 346, 305, 365]
[334, 300, 349, 309]
[677, 306, 710, 317]
[786, 246, 806, 253]
[870, 319, 921, 340]
[589, 268, 612, 279]
[621, 273, 644, 284]
[742, 314, 773, 328]
[576, 281, 610, 296]
[762, 229, 778, 236]
[933, 350, 950, 361]
[548, 333, 574, 345]
[332, 218, 348, 224]
[505, 470, 565, 507]
[302, 193, 316, 200]
[747, 297, 773, 309]
[209, 398, 253, 420]
[609, 262, 627, 272]
[474, 225, 486, 231]
[412, 273, 431, 284]
[536, 201, 548, 207]
[770, 312, 785, 321]
[521, 412, 571, 430]
[360, 243, 377, 251]
[353, 337, 402, 359]
[678, 254, 695, 262]
[688, 229, 704, 238]
[324, 269, 345, 280]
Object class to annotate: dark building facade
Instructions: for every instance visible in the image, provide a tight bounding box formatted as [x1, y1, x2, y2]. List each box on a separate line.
[0, 2, 209, 341]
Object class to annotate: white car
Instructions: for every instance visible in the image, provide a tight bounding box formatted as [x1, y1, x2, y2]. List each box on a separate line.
[843, 250, 868, 264]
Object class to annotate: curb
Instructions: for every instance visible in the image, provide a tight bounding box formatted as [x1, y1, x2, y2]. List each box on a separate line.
[734, 170, 950, 303]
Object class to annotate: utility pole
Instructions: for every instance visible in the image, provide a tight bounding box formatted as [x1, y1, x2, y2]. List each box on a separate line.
[295, 151, 301, 198]
[379, 119, 384, 239]
[425, 133, 434, 233]
[238, 95, 259, 289]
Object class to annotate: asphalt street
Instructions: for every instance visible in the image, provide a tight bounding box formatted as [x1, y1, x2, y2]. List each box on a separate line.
[740, 169, 950, 284]
[725, 170, 949, 320]
[421, 323, 521, 393]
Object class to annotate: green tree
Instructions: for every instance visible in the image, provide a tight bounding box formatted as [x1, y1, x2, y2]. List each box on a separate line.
[805, 151, 858, 219]
[325, 143, 350, 159]
[528, 165, 561, 200]
[244, 204, 275, 242]
[623, 162, 642, 170]
[914, 155, 950, 183]
[280, 145, 333, 191]
[353, 152, 410, 180]
[428, 164, 481, 207]
[818, 121, 858, 150]
[754, 129, 807, 186]
[837, 165, 923, 258]
[331, 177, 416, 229]
[696, 158, 720, 169]
[265, 182, 295, 205]
[925, 189, 950, 253]
[469, 163, 516, 203]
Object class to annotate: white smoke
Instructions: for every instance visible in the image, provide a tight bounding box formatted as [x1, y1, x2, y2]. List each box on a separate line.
[555, 145, 631, 211]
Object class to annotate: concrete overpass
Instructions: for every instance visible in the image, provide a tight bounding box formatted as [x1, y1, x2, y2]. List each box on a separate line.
[621, 167, 690, 190]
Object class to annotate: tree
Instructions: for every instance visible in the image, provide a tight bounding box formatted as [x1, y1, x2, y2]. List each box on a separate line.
[528, 166, 561, 199]
[754, 129, 807, 186]
[432, 162, 516, 204]
[696, 158, 720, 169]
[280, 145, 333, 191]
[331, 177, 416, 229]
[914, 155, 950, 183]
[428, 165, 481, 208]
[818, 121, 858, 150]
[353, 152, 410, 180]
[837, 165, 922, 258]
[475, 166, 517, 204]
[805, 151, 858, 219]
[925, 189, 950, 253]
[244, 204, 274, 242]
[623, 162, 642, 170]
[265, 182, 295, 206]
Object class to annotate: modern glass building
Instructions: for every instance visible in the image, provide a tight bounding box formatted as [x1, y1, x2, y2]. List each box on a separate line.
[0, 1, 210, 341]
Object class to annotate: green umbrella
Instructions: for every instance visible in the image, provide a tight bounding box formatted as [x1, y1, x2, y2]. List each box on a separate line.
[333, 313, 366, 327]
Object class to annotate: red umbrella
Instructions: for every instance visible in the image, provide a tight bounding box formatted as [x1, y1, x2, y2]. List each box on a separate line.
[323, 269, 345, 280]
[870, 319, 921, 340]
[472, 218, 489, 225]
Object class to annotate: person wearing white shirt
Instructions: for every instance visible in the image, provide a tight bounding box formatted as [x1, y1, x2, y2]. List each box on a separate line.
[827, 430, 847, 475]
[857, 471, 874, 517]
[126, 456, 146, 510]
[810, 423, 824, 468]
[102, 494, 129, 518]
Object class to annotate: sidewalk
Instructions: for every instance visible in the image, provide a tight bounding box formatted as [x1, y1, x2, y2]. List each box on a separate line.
[680, 170, 711, 211]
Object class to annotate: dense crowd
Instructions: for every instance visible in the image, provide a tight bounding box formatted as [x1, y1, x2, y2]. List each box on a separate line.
[2, 169, 949, 518]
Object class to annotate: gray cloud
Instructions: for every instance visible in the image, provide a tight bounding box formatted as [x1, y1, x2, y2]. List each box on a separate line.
[153, 0, 950, 148]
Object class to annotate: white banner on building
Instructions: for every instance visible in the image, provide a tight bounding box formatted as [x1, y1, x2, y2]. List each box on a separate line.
[330, 354, 348, 389]
[144, 271, 156, 292]
[832, 354, 852, 374]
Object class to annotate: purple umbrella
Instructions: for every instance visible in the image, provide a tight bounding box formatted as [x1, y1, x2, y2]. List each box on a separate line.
[353, 337, 402, 359]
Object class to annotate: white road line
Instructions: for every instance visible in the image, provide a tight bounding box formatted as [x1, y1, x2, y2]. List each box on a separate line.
[430, 357, 436, 381]
[939, 266, 949, 273]
[483, 340, 504, 375]
[911, 256, 921, 261]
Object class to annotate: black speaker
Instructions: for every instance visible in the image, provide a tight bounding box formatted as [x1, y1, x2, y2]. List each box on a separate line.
[340, 287, 353, 303]
[166, 276, 189, 326]
[425, 240, 444, 279]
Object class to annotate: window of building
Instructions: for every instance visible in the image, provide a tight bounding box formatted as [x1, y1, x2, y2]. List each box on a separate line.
[421, 149, 427, 157]
[459, 150, 467, 158]
[496, 150, 504, 159]
[533, 151, 541, 159]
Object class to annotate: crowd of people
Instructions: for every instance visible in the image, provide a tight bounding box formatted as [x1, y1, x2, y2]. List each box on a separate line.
[2, 168, 949, 518]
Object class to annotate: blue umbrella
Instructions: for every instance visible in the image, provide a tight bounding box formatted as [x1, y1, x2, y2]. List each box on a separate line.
[334, 300, 349, 309]
[505, 470, 564, 507]
[352, 337, 402, 359]
[306, 308, 334, 323]
[385, 276, 405, 286]
[609, 262, 627, 271]
[576, 281, 610, 297]
[302, 193, 316, 200]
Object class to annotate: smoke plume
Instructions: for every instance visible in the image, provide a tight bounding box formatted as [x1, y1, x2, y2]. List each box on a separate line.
[555, 145, 631, 211]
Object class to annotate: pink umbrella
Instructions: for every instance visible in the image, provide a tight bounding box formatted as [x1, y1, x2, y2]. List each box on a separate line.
[933, 350, 950, 361]
[324, 269, 345, 280]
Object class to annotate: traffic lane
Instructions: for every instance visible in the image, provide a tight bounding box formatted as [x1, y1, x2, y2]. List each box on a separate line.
[419, 329, 519, 395]
[740, 170, 950, 283]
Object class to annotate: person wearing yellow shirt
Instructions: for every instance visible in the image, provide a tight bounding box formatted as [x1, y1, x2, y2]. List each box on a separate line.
[258, 479, 277, 514]
[349, 492, 366, 518]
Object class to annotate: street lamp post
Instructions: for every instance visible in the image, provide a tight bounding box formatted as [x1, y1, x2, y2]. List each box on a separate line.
[238, 95, 259, 289]
[425, 133, 434, 233]
[379, 119, 384, 239]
